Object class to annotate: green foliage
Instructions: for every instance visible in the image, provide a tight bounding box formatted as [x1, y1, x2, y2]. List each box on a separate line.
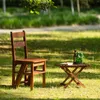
[0, 7, 99, 29]
[78, 15, 99, 25]
[22, 0, 54, 14]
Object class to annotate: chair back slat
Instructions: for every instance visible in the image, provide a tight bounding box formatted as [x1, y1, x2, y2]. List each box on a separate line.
[14, 41, 25, 48]
[12, 32, 25, 38]
[10, 30, 27, 61]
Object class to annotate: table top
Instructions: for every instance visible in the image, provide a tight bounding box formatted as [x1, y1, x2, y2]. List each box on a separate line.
[59, 62, 89, 67]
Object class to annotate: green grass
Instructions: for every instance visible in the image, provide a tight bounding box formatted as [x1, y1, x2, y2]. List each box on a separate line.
[0, 7, 100, 29]
[0, 31, 100, 100]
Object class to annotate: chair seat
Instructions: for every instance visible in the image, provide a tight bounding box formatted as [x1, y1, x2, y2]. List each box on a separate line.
[15, 58, 46, 63]
[24, 70, 46, 75]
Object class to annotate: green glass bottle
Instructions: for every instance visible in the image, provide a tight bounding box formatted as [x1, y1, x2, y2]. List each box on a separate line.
[73, 50, 83, 64]
[73, 50, 77, 64]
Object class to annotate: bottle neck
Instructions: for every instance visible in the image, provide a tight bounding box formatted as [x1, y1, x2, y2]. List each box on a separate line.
[73, 50, 77, 64]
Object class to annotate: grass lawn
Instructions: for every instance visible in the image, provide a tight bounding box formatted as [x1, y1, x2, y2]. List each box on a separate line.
[0, 31, 100, 100]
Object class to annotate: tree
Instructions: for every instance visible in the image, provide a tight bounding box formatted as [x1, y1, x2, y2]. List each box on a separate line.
[77, 0, 80, 16]
[70, 0, 75, 15]
[22, 0, 54, 14]
[60, 0, 64, 8]
[2, 0, 6, 13]
[70, 0, 80, 16]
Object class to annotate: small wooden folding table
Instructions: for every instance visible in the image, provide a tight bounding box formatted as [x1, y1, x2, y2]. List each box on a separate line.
[59, 62, 89, 88]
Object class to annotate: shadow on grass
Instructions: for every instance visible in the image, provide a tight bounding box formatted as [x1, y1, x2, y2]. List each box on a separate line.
[27, 36, 100, 52]
[0, 56, 11, 66]
[0, 98, 99, 100]
[0, 34, 100, 89]
[1, 33, 100, 64]
[46, 71, 100, 79]
[27, 36, 100, 68]
[0, 85, 99, 100]
[0, 85, 12, 89]
[0, 96, 99, 100]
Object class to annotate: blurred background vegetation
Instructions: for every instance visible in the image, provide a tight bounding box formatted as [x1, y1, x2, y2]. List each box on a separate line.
[0, 0, 100, 8]
[0, 0, 100, 29]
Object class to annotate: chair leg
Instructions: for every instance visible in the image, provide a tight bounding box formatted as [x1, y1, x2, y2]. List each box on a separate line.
[15, 64, 27, 88]
[30, 64, 34, 90]
[42, 73, 45, 87]
[24, 75, 30, 86]
[42, 61, 46, 87]
[12, 71, 15, 87]
[24, 65, 30, 86]
[12, 72, 16, 87]
[12, 63, 16, 88]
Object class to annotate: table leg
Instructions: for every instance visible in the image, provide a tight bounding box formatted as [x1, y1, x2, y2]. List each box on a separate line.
[64, 67, 85, 88]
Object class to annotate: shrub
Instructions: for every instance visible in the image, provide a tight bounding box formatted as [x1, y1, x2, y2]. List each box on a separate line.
[0, 7, 99, 29]
[78, 15, 99, 25]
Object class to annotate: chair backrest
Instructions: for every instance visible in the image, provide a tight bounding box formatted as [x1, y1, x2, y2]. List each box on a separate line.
[10, 30, 27, 62]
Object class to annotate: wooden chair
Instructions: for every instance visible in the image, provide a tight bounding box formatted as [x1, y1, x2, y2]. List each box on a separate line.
[10, 30, 46, 90]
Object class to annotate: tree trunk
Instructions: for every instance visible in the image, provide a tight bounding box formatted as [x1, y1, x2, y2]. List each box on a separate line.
[70, 0, 74, 15]
[77, 0, 80, 16]
[3, 0, 6, 13]
[60, 0, 64, 8]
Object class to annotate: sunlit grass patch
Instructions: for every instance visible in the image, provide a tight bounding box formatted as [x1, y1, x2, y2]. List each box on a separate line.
[0, 31, 100, 99]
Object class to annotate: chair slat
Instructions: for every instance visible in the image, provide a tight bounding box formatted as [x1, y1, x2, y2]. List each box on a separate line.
[12, 32, 25, 38]
[14, 41, 25, 48]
